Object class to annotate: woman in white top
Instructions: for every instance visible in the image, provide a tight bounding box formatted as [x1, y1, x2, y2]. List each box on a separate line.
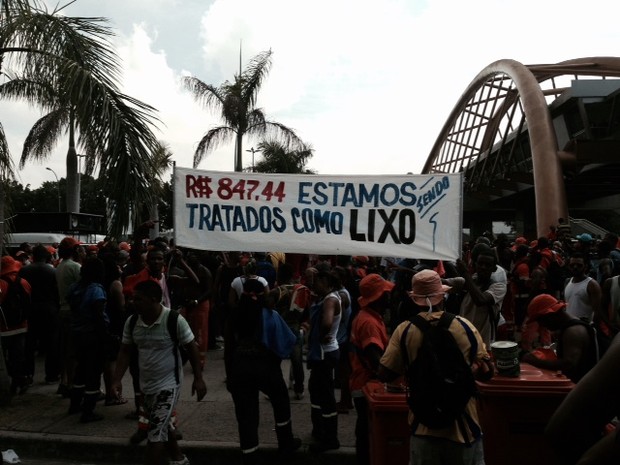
[305, 268, 342, 453]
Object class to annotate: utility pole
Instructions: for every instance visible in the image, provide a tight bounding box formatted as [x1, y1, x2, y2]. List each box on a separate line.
[246, 147, 260, 172]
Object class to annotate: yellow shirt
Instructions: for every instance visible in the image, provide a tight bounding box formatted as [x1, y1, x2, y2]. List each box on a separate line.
[380, 311, 489, 444]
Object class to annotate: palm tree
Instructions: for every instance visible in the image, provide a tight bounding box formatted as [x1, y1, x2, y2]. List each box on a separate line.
[252, 140, 316, 174]
[0, 1, 160, 237]
[183, 49, 304, 171]
[144, 140, 173, 239]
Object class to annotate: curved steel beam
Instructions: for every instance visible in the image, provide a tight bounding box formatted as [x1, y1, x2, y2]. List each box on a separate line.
[424, 59, 567, 237]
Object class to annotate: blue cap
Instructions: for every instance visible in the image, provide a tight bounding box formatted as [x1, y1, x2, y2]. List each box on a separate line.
[576, 233, 593, 243]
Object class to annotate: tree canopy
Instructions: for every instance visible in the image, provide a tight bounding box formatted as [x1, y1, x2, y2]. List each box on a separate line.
[252, 140, 316, 174]
[184, 49, 305, 171]
[0, 0, 161, 236]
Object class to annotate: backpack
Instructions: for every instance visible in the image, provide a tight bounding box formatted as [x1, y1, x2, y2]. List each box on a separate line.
[400, 312, 478, 430]
[232, 277, 269, 358]
[0, 277, 31, 328]
[128, 310, 189, 384]
[275, 283, 310, 326]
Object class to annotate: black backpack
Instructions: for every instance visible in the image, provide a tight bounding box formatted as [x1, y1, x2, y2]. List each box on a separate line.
[128, 310, 189, 384]
[0, 277, 31, 328]
[231, 277, 268, 358]
[400, 312, 478, 430]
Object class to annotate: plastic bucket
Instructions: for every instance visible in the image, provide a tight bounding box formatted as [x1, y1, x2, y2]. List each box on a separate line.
[491, 340, 520, 377]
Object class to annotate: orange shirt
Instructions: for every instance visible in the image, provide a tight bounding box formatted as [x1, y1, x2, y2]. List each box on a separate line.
[349, 308, 388, 392]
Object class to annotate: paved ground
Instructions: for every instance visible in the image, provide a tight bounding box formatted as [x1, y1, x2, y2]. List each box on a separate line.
[0, 349, 359, 465]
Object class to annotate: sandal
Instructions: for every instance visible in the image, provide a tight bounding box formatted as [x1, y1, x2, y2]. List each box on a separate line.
[105, 396, 128, 406]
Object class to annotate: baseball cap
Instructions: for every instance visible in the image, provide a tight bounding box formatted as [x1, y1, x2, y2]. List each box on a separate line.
[576, 233, 593, 243]
[409, 269, 451, 308]
[527, 294, 566, 321]
[59, 237, 80, 249]
[358, 273, 395, 307]
[1, 255, 21, 275]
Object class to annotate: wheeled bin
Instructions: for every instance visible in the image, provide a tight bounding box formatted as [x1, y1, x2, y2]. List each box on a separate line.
[476, 363, 575, 465]
[363, 380, 410, 465]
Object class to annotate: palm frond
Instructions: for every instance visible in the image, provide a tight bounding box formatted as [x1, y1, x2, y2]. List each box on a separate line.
[247, 119, 304, 151]
[100, 130, 158, 237]
[240, 50, 272, 108]
[0, 122, 14, 180]
[182, 76, 225, 112]
[254, 139, 315, 174]
[152, 140, 173, 176]
[194, 126, 236, 168]
[0, 74, 60, 111]
[1, 10, 120, 89]
[20, 108, 69, 167]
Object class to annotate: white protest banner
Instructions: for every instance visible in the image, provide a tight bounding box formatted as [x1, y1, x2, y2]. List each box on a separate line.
[174, 167, 463, 260]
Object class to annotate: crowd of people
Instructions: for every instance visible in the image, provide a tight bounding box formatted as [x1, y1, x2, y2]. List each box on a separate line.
[1, 216, 619, 465]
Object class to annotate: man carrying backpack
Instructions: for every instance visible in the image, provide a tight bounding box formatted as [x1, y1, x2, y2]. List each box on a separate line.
[0, 255, 32, 395]
[112, 280, 206, 465]
[379, 269, 492, 465]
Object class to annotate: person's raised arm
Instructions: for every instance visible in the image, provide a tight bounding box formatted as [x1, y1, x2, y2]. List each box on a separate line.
[456, 259, 495, 306]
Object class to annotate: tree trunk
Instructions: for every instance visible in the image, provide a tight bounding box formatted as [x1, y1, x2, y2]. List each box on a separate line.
[0, 182, 12, 406]
[234, 132, 243, 172]
[147, 203, 160, 240]
[65, 117, 79, 213]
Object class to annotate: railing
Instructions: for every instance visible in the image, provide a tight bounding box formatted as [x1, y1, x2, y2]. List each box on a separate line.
[569, 217, 609, 239]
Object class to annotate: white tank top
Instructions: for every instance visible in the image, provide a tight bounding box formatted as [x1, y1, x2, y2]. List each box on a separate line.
[565, 277, 594, 321]
[321, 291, 342, 353]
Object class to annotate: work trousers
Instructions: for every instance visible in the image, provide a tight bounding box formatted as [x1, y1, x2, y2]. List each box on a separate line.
[308, 349, 339, 444]
[71, 331, 105, 414]
[1, 333, 27, 385]
[228, 352, 292, 454]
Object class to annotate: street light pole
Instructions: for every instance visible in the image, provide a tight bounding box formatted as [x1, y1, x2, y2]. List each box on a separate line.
[245, 147, 260, 172]
[46, 167, 61, 212]
[76, 154, 86, 213]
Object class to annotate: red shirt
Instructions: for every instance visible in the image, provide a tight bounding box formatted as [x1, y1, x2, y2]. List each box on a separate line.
[349, 308, 388, 392]
[0, 274, 32, 335]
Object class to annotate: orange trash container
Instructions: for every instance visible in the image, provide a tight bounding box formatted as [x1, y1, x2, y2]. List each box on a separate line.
[362, 381, 410, 465]
[476, 363, 575, 465]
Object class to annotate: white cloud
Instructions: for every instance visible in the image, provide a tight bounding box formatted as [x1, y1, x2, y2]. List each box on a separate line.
[4, 0, 620, 191]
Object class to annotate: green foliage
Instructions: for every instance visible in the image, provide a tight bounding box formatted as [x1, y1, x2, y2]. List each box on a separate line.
[0, 0, 161, 236]
[183, 50, 305, 171]
[5, 175, 106, 216]
[252, 140, 316, 174]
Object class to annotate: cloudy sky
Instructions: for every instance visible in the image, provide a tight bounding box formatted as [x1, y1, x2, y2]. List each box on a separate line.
[2, 0, 619, 188]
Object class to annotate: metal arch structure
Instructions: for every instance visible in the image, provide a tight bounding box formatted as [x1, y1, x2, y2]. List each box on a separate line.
[422, 57, 620, 237]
